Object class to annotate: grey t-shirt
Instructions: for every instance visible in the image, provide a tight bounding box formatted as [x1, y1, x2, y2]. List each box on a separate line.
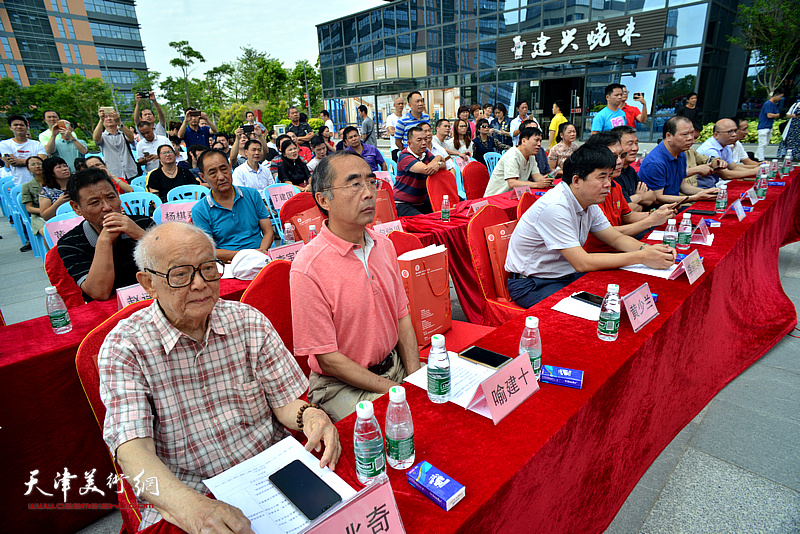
[362, 116, 376, 146]
[99, 130, 139, 180]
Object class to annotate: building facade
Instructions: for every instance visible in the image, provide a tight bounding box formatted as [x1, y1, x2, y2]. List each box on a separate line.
[317, 0, 749, 141]
[0, 0, 147, 96]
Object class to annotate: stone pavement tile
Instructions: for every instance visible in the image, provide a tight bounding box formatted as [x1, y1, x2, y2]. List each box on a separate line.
[0, 258, 47, 277]
[0, 297, 46, 325]
[0, 278, 54, 306]
[688, 398, 800, 491]
[758, 335, 800, 375]
[637, 422, 698, 492]
[604, 484, 660, 534]
[640, 448, 800, 534]
[713, 361, 800, 424]
[75, 510, 122, 534]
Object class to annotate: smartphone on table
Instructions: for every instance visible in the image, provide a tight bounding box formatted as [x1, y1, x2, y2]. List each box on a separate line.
[268, 460, 341, 521]
[459, 345, 513, 369]
[571, 291, 604, 307]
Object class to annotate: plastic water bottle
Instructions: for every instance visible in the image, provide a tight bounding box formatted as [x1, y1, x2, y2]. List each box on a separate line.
[441, 195, 450, 221]
[307, 224, 318, 240]
[639, 150, 648, 163]
[769, 159, 778, 179]
[45, 286, 72, 334]
[519, 316, 542, 379]
[385, 386, 415, 469]
[597, 284, 620, 342]
[427, 334, 451, 403]
[282, 223, 295, 245]
[715, 184, 728, 214]
[676, 213, 692, 251]
[353, 400, 386, 484]
[548, 167, 560, 179]
[756, 165, 768, 199]
[782, 150, 793, 175]
[662, 218, 678, 249]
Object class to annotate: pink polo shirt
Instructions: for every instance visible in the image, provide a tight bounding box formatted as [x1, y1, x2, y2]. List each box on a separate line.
[290, 223, 409, 375]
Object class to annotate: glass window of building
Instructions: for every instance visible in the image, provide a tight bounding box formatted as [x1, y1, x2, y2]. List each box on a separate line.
[1, 37, 13, 59]
[65, 19, 75, 39]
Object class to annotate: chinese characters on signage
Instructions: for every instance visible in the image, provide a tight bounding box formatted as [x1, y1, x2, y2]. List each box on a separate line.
[25, 467, 159, 504]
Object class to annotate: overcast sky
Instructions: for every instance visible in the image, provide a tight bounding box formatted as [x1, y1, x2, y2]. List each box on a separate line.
[135, 0, 384, 82]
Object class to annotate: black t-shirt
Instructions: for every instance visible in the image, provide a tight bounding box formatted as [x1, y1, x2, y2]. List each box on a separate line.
[616, 165, 639, 203]
[675, 104, 700, 123]
[287, 122, 313, 147]
[278, 158, 310, 187]
[57, 215, 154, 302]
[146, 166, 200, 202]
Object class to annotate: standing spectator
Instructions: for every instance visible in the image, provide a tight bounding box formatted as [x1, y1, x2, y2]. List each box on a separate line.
[146, 145, 200, 203]
[92, 108, 138, 181]
[37, 109, 62, 145]
[445, 119, 473, 161]
[85, 156, 134, 194]
[591, 84, 627, 133]
[168, 135, 187, 165]
[491, 103, 513, 144]
[620, 86, 648, 128]
[232, 139, 274, 193]
[287, 106, 314, 148]
[548, 100, 568, 149]
[548, 122, 578, 178]
[319, 110, 335, 135]
[307, 135, 329, 173]
[756, 89, 784, 161]
[135, 122, 171, 174]
[472, 118, 510, 167]
[483, 103, 495, 123]
[359, 105, 377, 147]
[778, 96, 800, 160]
[319, 125, 337, 153]
[244, 110, 265, 134]
[178, 108, 218, 149]
[277, 139, 311, 190]
[393, 126, 444, 216]
[38, 157, 71, 220]
[213, 133, 231, 160]
[510, 100, 536, 145]
[343, 126, 386, 172]
[20, 156, 46, 250]
[675, 92, 700, 123]
[1, 115, 46, 185]
[186, 144, 208, 181]
[457, 105, 471, 123]
[133, 91, 167, 137]
[44, 120, 88, 171]
[386, 97, 405, 161]
[469, 104, 482, 137]
[394, 91, 430, 152]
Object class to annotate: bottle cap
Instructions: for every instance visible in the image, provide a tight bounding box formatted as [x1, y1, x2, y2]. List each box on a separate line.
[431, 334, 445, 348]
[45, 286, 57, 295]
[389, 386, 406, 403]
[682, 212, 691, 219]
[526, 316, 539, 328]
[719, 184, 727, 189]
[443, 195, 448, 200]
[607, 283, 619, 294]
[309, 224, 316, 231]
[356, 400, 374, 419]
[668, 218, 677, 225]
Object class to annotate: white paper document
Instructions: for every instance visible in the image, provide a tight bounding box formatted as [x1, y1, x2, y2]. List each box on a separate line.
[404, 351, 497, 418]
[620, 263, 679, 279]
[203, 436, 356, 534]
[396, 243, 447, 261]
[552, 293, 601, 321]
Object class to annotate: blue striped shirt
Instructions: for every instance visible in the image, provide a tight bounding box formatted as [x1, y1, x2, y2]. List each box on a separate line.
[393, 112, 430, 148]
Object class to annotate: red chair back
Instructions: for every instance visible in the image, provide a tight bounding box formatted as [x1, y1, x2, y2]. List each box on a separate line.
[462, 161, 491, 200]
[517, 191, 536, 219]
[279, 191, 321, 227]
[375, 178, 398, 221]
[45, 247, 85, 308]
[426, 169, 460, 212]
[240, 260, 309, 376]
[387, 231, 424, 257]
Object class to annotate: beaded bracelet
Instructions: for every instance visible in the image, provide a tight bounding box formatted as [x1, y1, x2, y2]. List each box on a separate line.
[296, 403, 320, 430]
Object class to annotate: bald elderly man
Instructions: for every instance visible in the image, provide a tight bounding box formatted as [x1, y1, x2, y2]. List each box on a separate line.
[99, 222, 339, 533]
[697, 118, 758, 187]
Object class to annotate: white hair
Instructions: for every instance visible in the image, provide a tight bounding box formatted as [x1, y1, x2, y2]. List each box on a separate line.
[134, 222, 216, 271]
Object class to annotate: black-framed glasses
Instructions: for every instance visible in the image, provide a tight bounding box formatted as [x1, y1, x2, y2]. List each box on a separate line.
[323, 178, 380, 195]
[145, 260, 224, 288]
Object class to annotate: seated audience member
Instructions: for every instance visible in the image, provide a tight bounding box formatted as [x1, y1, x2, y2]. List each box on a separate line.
[287, 131, 314, 163]
[696, 118, 758, 187]
[100, 221, 339, 533]
[213, 133, 232, 158]
[505, 145, 676, 308]
[520, 118, 551, 175]
[343, 125, 387, 172]
[683, 121, 719, 188]
[85, 156, 134, 194]
[186, 144, 208, 181]
[277, 139, 311, 190]
[191, 149, 274, 262]
[307, 135, 329, 173]
[547, 122, 578, 178]
[74, 157, 88, 172]
[146, 145, 201, 202]
[39, 157, 72, 220]
[445, 118, 473, 161]
[269, 134, 291, 177]
[232, 139, 274, 192]
[472, 118, 510, 166]
[135, 121, 171, 174]
[291, 152, 421, 421]
[20, 157, 46, 249]
[393, 126, 444, 216]
[57, 168, 154, 301]
[582, 132, 675, 253]
[93, 108, 138, 181]
[178, 107, 218, 148]
[638, 116, 720, 205]
[730, 117, 760, 167]
[611, 125, 656, 211]
[484, 126, 550, 196]
[44, 120, 88, 172]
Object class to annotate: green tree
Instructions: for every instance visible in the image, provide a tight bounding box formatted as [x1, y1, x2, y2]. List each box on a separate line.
[216, 102, 248, 134]
[204, 64, 234, 118]
[730, 0, 800, 94]
[131, 69, 161, 95]
[159, 75, 205, 114]
[286, 60, 322, 114]
[169, 40, 205, 109]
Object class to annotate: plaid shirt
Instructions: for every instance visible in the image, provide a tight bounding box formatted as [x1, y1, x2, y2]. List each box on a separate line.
[99, 299, 308, 529]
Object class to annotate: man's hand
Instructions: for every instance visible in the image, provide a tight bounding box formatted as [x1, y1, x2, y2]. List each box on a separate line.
[635, 181, 650, 195]
[646, 204, 676, 227]
[633, 93, 646, 104]
[134, 93, 142, 103]
[694, 164, 713, 176]
[98, 108, 105, 120]
[149, 91, 157, 102]
[100, 212, 145, 242]
[184, 496, 254, 534]
[423, 161, 440, 175]
[689, 188, 719, 202]
[302, 408, 341, 471]
[532, 176, 554, 188]
[142, 153, 157, 163]
[640, 244, 676, 269]
[61, 127, 73, 141]
[200, 111, 208, 120]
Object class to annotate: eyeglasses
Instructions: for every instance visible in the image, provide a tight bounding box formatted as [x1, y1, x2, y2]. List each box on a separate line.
[619, 152, 628, 159]
[324, 178, 380, 195]
[479, 124, 490, 128]
[721, 129, 737, 136]
[145, 260, 224, 288]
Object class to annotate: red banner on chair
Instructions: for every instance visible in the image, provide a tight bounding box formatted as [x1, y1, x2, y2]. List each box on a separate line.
[366, 189, 396, 228]
[398, 245, 452, 346]
[484, 220, 518, 301]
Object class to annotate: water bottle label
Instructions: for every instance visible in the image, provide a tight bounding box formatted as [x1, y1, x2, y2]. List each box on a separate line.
[756, 186, 767, 198]
[677, 232, 691, 245]
[428, 371, 451, 395]
[387, 435, 415, 461]
[441, 208, 450, 221]
[49, 310, 70, 328]
[355, 452, 385, 478]
[715, 198, 726, 211]
[662, 236, 677, 248]
[598, 315, 619, 335]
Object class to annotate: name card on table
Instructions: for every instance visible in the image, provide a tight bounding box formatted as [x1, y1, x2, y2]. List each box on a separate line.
[268, 184, 297, 210]
[467, 199, 489, 216]
[268, 241, 304, 262]
[742, 187, 760, 205]
[467, 355, 539, 425]
[306, 475, 405, 534]
[719, 198, 746, 222]
[116, 283, 152, 310]
[621, 282, 659, 333]
[509, 185, 531, 200]
[690, 218, 712, 245]
[160, 201, 197, 223]
[45, 215, 83, 246]
[668, 249, 705, 284]
[372, 220, 403, 237]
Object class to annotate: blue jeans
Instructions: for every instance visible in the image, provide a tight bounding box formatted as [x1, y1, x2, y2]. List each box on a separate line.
[507, 272, 585, 309]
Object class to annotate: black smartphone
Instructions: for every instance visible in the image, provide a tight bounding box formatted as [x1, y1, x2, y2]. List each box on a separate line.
[459, 345, 513, 369]
[242, 124, 255, 134]
[269, 460, 341, 521]
[136, 91, 150, 98]
[673, 196, 692, 209]
[571, 291, 603, 307]
[687, 209, 716, 216]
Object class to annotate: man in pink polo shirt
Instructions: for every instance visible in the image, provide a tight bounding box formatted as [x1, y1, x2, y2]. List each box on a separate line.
[290, 151, 421, 422]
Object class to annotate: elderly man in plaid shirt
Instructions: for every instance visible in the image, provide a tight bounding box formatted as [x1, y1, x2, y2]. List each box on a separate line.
[98, 222, 340, 534]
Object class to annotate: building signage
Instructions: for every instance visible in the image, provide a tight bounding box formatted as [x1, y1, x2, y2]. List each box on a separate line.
[496, 10, 668, 66]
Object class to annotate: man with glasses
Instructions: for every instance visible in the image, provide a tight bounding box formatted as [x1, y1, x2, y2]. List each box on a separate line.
[343, 125, 387, 172]
[697, 118, 758, 187]
[99, 221, 340, 533]
[291, 151, 421, 422]
[57, 168, 154, 302]
[729, 117, 760, 168]
[191, 149, 274, 262]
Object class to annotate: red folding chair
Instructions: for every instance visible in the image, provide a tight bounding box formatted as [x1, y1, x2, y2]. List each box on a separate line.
[387, 230, 424, 257]
[516, 191, 536, 219]
[45, 247, 85, 308]
[279, 192, 320, 228]
[462, 161, 491, 200]
[426, 169, 460, 212]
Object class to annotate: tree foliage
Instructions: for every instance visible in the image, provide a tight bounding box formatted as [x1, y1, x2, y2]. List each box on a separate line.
[169, 40, 206, 109]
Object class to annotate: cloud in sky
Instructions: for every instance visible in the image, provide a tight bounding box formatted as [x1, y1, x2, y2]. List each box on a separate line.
[135, 0, 384, 82]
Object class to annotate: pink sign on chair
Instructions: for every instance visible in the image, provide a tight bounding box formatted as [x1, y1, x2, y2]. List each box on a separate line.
[160, 201, 196, 223]
[45, 216, 84, 246]
[116, 283, 152, 310]
[269, 185, 297, 210]
[268, 241, 304, 262]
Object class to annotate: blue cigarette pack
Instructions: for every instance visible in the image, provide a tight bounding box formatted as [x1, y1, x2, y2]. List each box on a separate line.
[540, 365, 584, 389]
[407, 461, 465, 511]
